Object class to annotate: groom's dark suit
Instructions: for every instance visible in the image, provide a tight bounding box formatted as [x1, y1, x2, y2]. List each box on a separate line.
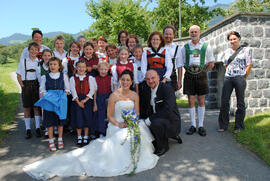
[140, 81, 181, 151]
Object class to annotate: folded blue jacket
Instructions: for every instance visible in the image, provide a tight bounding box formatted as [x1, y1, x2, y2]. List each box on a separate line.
[35, 90, 67, 120]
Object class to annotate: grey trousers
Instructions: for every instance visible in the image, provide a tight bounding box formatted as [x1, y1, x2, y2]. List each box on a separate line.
[218, 76, 247, 130]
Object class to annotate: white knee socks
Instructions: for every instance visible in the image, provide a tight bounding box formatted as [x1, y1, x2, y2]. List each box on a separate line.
[198, 106, 205, 127]
[34, 116, 41, 129]
[24, 118, 31, 130]
[189, 107, 196, 127]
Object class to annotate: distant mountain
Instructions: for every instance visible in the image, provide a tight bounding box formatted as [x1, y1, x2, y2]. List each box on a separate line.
[209, 4, 230, 26]
[0, 31, 83, 46]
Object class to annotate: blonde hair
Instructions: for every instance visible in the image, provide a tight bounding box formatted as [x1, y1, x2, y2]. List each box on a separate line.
[97, 61, 110, 69]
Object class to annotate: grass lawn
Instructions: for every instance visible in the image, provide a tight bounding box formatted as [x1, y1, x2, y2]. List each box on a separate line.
[230, 111, 270, 165]
[176, 98, 189, 108]
[0, 59, 19, 144]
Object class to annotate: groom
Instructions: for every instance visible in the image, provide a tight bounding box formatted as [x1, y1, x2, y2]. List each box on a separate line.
[140, 69, 182, 156]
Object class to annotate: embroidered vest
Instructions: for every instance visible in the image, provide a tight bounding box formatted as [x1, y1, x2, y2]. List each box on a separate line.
[146, 48, 166, 69]
[116, 62, 133, 79]
[40, 62, 49, 76]
[67, 57, 76, 77]
[74, 75, 90, 95]
[45, 73, 64, 90]
[184, 43, 208, 68]
[95, 75, 112, 94]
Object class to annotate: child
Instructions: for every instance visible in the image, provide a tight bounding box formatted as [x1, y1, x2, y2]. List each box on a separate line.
[36, 49, 53, 138]
[17, 42, 42, 139]
[77, 35, 87, 56]
[70, 60, 96, 146]
[80, 42, 99, 76]
[96, 36, 108, 62]
[111, 46, 138, 92]
[106, 43, 118, 66]
[53, 35, 67, 60]
[126, 34, 139, 62]
[39, 57, 70, 151]
[91, 38, 98, 52]
[62, 41, 80, 78]
[93, 62, 112, 138]
[133, 44, 144, 84]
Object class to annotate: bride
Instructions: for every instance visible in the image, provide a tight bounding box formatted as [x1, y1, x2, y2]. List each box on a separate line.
[23, 70, 159, 180]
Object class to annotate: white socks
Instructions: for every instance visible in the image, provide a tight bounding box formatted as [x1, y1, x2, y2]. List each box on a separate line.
[189, 106, 206, 128]
[49, 138, 54, 144]
[189, 107, 196, 127]
[24, 118, 31, 130]
[34, 116, 41, 129]
[198, 106, 205, 127]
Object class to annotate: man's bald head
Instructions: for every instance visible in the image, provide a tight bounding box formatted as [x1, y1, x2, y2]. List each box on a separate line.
[189, 25, 201, 42]
[145, 69, 160, 89]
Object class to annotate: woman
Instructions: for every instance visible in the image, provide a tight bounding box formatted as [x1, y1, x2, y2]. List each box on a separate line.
[23, 70, 159, 180]
[117, 30, 128, 49]
[126, 34, 139, 62]
[141, 31, 172, 83]
[218, 31, 252, 133]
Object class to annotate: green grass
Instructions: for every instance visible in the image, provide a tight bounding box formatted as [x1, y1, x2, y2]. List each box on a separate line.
[176, 98, 189, 108]
[229, 111, 270, 165]
[0, 59, 19, 144]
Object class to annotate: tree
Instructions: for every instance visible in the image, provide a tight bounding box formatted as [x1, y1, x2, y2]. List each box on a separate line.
[227, 0, 270, 15]
[153, 0, 225, 37]
[85, 0, 152, 43]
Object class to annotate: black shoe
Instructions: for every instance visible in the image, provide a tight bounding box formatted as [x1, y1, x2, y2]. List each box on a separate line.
[154, 147, 169, 156]
[170, 135, 183, 144]
[83, 138, 89, 146]
[36, 128, 41, 137]
[25, 129, 32, 139]
[186, 126, 196, 135]
[198, 127, 206, 136]
[77, 138, 83, 147]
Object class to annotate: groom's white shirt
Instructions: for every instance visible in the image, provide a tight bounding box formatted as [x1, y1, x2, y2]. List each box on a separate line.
[145, 84, 159, 126]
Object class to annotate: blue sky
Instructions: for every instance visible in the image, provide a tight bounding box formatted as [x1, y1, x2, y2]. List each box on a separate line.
[0, 0, 234, 39]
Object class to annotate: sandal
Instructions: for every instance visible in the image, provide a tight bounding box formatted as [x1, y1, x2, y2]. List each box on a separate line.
[58, 140, 64, 149]
[77, 138, 82, 147]
[217, 128, 225, 132]
[49, 142, 57, 151]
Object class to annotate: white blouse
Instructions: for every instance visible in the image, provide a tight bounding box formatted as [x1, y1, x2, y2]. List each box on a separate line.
[40, 72, 70, 94]
[70, 74, 97, 101]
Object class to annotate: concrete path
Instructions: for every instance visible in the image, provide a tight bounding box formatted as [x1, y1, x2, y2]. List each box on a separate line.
[0, 73, 269, 181]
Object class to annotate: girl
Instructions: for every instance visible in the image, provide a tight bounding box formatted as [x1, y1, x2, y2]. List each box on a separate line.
[17, 42, 42, 139]
[93, 62, 112, 138]
[117, 30, 128, 49]
[80, 42, 99, 76]
[62, 41, 81, 78]
[70, 60, 96, 146]
[91, 38, 98, 52]
[141, 31, 172, 83]
[106, 43, 118, 66]
[111, 47, 138, 92]
[53, 35, 67, 60]
[126, 34, 139, 62]
[39, 57, 70, 151]
[77, 35, 87, 56]
[96, 36, 108, 62]
[36, 49, 53, 138]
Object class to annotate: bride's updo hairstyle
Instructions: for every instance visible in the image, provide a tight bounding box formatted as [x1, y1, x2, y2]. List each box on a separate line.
[120, 69, 134, 90]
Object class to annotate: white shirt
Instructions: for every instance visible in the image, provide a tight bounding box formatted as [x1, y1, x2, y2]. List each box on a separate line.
[141, 47, 173, 80]
[177, 40, 215, 68]
[165, 42, 181, 68]
[111, 61, 138, 88]
[134, 59, 144, 83]
[53, 50, 67, 60]
[36, 63, 49, 83]
[96, 51, 107, 62]
[16, 57, 39, 81]
[20, 44, 50, 61]
[62, 56, 80, 76]
[150, 85, 158, 114]
[109, 58, 117, 65]
[70, 74, 96, 101]
[40, 72, 70, 94]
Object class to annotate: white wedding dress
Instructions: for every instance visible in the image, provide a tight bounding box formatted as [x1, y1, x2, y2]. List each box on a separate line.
[23, 100, 159, 180]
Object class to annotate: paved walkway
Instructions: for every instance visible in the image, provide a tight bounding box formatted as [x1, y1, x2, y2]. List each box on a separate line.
[0, 73, 269, 181]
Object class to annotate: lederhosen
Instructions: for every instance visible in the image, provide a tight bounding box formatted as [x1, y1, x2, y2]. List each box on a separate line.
[147, 48, 166, 81]
[21, 59, 40, 108]
[183, 43, 209, 96]
[170, 46, 179, 91]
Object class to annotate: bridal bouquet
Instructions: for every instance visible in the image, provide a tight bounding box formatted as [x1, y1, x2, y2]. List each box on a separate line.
[121, 108, 141, 176]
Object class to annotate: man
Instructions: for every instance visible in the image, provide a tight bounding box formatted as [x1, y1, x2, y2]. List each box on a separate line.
[20, 30, 50, 61]
[140, 70, 182, 156]
[163, 25, 181, 91]
[177, 25, 215, 136]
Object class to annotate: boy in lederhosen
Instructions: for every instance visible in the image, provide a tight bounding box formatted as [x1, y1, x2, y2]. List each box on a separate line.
[17, 42, 42, 139]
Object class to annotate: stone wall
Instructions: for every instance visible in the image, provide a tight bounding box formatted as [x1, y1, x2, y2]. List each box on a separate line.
[174, 12, 270, 115]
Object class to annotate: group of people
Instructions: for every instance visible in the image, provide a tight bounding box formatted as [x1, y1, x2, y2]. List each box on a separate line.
[18, 24, 252, 180]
